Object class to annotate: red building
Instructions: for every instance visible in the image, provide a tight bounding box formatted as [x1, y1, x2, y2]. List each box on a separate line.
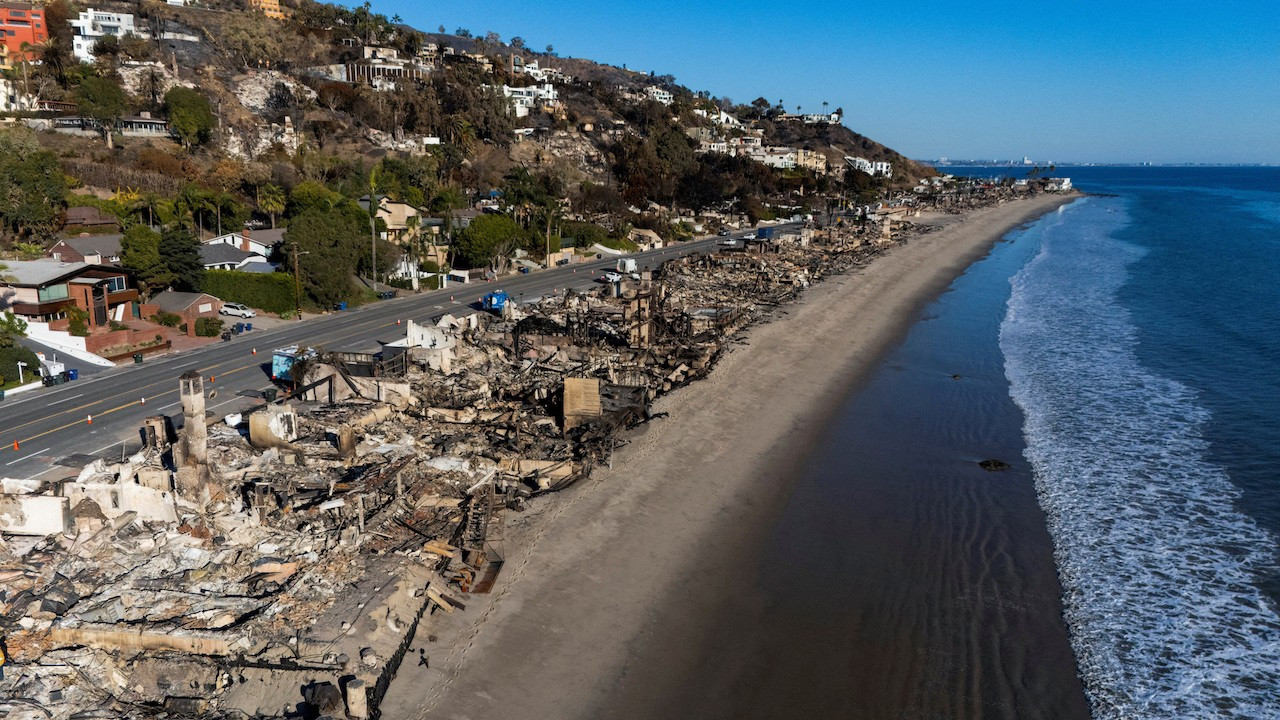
[0, 3, 47, 66]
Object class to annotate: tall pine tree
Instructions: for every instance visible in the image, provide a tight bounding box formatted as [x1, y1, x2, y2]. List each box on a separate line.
[159, 226, 205, 292]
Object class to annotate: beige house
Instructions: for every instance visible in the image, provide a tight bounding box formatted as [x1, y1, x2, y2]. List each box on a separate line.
[795, 149, 829, 174]
[627, 228, 664, 251]
[359, 195, 425, 244]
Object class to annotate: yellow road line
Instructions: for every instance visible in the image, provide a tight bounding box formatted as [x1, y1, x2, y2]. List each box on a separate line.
[1, 358, 258, 439]
[16, 398, 147, 446]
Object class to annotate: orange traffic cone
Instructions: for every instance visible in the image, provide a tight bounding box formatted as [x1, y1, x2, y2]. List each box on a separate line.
[13, 440, 18, 451]
[252, 348, 257, 355]
[86, 414, 93, 425]
[140, 397, 146, 405]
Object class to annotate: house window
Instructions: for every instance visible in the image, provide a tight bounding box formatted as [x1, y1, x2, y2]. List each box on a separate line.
[38, 283, 69, 302]
[105, 276, 127, 292]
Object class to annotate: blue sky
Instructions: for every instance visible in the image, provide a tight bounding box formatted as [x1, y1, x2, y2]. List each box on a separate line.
[379, 1, 1280, 164]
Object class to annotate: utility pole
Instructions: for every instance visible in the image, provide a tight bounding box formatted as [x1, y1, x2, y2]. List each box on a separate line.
[368, 162, 382, 294]
[290, 242, 309, 321]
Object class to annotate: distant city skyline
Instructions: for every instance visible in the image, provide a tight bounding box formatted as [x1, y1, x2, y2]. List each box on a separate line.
[380, 0, 1280, 165]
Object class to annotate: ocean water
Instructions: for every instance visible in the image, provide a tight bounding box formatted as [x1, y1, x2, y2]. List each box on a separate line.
[601, 169, 1279, 719]
[979, 167, 1280, 718]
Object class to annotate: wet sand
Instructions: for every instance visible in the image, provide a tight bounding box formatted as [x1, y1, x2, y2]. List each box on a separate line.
[386, 194, 1083, 720]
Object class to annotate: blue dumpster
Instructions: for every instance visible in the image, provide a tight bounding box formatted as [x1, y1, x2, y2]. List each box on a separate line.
[244, 323, 252, 331]
[67, 368, 79, 381]
[336, 301, 348, 311]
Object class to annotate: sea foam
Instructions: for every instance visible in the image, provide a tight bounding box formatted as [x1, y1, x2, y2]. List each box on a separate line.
[1000, 199, 1280, 719]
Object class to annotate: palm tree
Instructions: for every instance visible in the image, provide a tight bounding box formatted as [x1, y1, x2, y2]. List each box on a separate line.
[432, 185, 466, 270]
[404, 214, 421, 290]
[129, 192, 165, 229]
[176, 185, 214, 235]
[539, 198, 560, 264]
[213, 191, 237, 236]
[257, 184, 285, 229]
[17, 42, 31, 101]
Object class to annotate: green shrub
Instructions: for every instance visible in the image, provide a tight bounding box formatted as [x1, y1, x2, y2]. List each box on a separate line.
[202, 269, 296, 314]
[0, 344, 40, 389]
[150, 311, 182, 327]
[66, 306, 90, 337]
[194, 317, 224, 337]
[108, 320, 128, 331]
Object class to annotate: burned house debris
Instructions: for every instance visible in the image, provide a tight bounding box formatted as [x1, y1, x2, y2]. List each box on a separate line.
[0, 220, 924, 719]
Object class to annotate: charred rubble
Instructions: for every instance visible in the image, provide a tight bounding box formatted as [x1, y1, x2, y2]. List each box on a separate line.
[0, 222, 924, 719]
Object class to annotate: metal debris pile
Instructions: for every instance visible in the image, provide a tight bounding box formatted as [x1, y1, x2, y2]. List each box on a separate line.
[0, 223, 916, 719]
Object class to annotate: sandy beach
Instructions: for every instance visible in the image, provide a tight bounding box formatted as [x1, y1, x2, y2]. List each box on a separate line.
[382, 193, 1078, 719]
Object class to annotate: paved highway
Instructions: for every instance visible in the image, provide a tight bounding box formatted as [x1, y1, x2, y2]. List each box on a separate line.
[1, 226, 793, 481]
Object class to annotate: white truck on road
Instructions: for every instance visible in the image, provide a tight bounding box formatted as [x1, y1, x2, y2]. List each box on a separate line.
[615, 258, 640, 280]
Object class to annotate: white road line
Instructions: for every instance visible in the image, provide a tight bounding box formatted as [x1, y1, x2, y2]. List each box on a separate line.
[89, 440, 126, 455]
[47, 393, 85, 406]
[6, 447, 50, 466]
[209, 396, 255, 411]
[21, 465, 66, 481]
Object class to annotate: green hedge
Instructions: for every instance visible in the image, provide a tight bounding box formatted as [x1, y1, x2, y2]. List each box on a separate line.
[0, 345, 41, 390]
[202, 269, 296, 314]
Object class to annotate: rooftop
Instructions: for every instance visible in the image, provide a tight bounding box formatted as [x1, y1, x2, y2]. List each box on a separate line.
[0, 259, 97, 286]
[151, 290, 217, 313]
[55, 233, 123, 258]
[200, 244, 264, 266]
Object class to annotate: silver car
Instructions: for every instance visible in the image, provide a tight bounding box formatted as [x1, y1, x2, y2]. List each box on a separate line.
[219, 302, 257, 318]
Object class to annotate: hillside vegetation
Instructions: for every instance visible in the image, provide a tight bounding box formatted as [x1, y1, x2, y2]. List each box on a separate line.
[0, 0, 929, 305]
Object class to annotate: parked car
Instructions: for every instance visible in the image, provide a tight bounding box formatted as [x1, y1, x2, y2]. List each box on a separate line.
[741, 233, 756, 240]
[220, 302, 256, 318]
[556, 258, 571, 266]
[717, 229, 732, 236]
[600, 271, 623, 283]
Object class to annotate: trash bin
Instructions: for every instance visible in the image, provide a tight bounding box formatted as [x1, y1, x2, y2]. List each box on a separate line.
[67, 368, 79, 381]
[244, 323, 253, 331]
[0, 389, 6, 401]
[263, 388, 278, 402]
[133, 353, 144, 364]
[233, 322, 245, 333]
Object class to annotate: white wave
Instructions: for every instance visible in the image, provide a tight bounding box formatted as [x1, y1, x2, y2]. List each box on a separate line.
[1000, 199, 1280, 719]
